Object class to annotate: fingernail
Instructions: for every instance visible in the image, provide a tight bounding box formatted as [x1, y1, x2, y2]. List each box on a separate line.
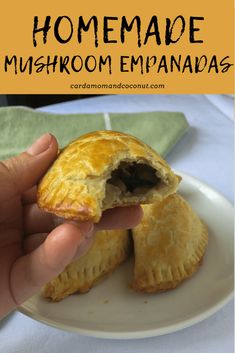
[84, 223, 95, 239]
[67, 221, 94, 239]
[56, 219, 95, 239]
[27, 133, 52, 156]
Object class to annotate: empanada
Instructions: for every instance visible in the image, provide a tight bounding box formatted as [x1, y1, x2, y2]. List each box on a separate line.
[43, 229, 131, 301]
[38, 131, 179, 222]
[132, 194, 208, 293]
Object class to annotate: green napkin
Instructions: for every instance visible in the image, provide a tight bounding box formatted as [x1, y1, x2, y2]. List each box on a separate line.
[0, 106, 189, 160]
[109, 111, 189, 157]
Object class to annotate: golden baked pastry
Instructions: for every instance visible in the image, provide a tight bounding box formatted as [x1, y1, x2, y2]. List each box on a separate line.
[132, 194, 208, 293]
[43, 229, 131, 301]
[37, 131, 179, 222]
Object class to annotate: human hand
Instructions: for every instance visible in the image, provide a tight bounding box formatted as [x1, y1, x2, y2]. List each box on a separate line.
[0, 133, 142, 319]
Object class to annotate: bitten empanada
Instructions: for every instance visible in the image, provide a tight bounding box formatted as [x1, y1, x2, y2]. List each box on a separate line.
[43, 229, 131, 301]
[38, 131, 179, 222]
[132, 194, 208, 293]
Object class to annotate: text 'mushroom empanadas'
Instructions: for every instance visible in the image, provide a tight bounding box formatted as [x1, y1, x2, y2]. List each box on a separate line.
[43, 229, 131, 301]
[37, 131, 179, 222]
[132, 193, 208, 293]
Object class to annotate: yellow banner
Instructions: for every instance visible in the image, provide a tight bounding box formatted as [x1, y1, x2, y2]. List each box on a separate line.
[0, 0, 233, 93]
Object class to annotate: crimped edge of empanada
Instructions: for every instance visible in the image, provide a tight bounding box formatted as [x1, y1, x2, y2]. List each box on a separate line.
[132, 222, 208, 293]
[43, 231, 131, 301]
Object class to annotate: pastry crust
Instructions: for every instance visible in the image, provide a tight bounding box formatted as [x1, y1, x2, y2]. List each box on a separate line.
[43, 229, 131, 301]
[37, 131, 179, 222]
[132, 194, 208, 293]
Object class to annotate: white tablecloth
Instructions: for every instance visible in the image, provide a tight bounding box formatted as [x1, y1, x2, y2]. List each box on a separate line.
[1, 94, 234, 353]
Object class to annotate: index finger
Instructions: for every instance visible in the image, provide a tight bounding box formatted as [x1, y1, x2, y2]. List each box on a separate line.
[95, 205, 143, 231]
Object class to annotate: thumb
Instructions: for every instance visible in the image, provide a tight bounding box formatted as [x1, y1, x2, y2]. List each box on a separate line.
[1, 133, 58, 194]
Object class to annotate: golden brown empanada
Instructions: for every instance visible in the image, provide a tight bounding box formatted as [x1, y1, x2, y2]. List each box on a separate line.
[132, 194, 208, 293]
[43, 229, 131, 301]
[38, 131, 179, 222]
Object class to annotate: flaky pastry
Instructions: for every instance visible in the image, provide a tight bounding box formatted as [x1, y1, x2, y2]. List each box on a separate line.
[132, 194, 208, 293]
[43, 229, 131, 301]
[37, 131, 179, 222]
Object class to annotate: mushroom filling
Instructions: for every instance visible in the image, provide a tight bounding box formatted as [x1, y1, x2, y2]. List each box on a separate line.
[106, 162, 161, 195]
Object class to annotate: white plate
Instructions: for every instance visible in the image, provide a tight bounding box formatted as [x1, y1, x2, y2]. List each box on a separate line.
[19, 172, 234, 339]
